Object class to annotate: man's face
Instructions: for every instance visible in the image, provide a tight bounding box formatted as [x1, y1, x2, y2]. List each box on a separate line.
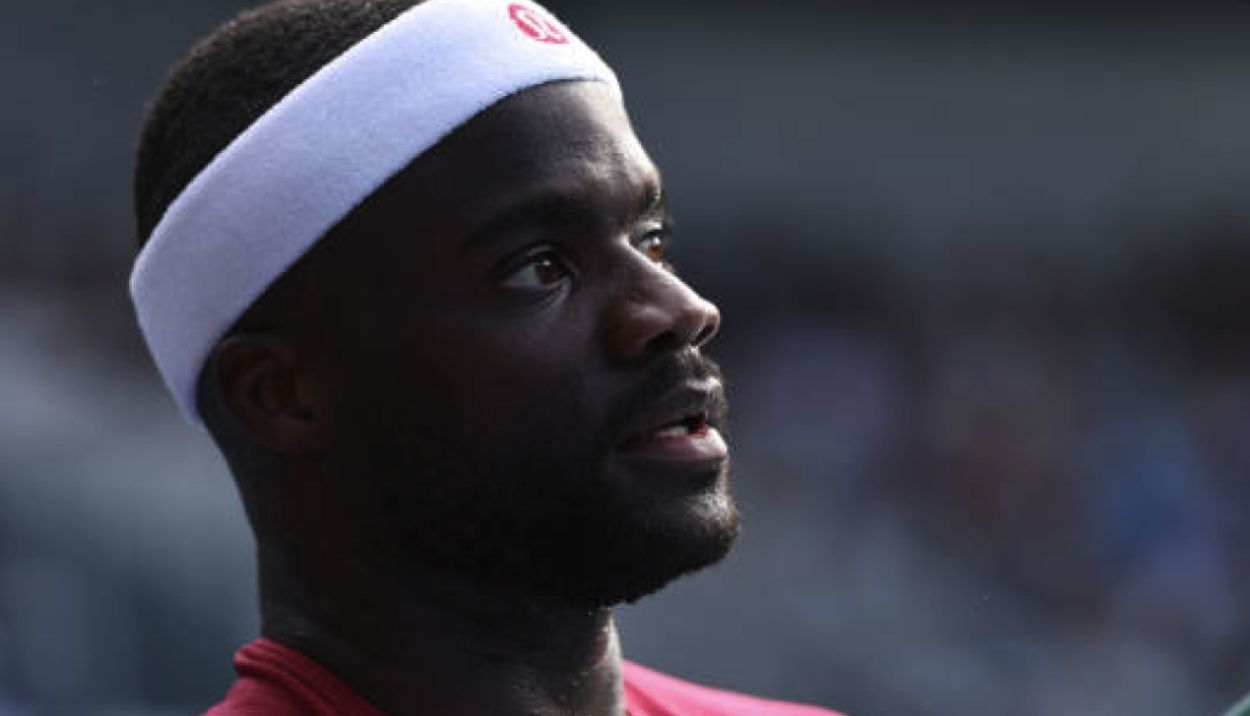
[298, 80, 738, 606]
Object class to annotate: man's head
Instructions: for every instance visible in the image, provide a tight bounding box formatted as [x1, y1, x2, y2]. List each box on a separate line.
[132, 0, 738, 608]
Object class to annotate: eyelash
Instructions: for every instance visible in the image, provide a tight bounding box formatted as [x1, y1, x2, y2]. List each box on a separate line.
[497, 247, 574, 293]
[634, 222, 675, 269]
[496, 222, 676, 293]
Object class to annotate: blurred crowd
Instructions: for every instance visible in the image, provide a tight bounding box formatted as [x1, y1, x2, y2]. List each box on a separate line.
[670, 213, 1250, 715]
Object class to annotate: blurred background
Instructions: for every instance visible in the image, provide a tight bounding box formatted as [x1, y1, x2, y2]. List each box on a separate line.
[5, 0, 1250, 714]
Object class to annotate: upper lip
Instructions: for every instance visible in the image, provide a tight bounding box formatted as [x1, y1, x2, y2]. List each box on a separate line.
[619, 379, 724, 445]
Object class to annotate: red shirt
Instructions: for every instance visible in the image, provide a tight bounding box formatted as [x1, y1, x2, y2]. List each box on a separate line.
[205, 638, 843, 716]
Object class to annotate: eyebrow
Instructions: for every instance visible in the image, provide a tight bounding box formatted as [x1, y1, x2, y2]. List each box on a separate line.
[640, 183, 665, 216]
[461, 180, 667, 254]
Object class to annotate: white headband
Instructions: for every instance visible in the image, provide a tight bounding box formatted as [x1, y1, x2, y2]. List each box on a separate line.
[130, 0, 620, 424]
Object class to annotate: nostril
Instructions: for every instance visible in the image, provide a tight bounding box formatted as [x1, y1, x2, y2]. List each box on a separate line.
[645, 306, 718, 354]
[690, 302, 720, 348]
[691, 321, 717, 348]
[609, 268, 722, 362]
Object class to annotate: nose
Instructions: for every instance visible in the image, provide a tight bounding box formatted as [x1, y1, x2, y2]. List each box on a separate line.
[604, 258, 721, 363]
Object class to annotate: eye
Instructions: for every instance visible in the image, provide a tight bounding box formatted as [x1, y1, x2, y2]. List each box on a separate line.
[635, 227, 672, 266]
[499, 249, 572, 291]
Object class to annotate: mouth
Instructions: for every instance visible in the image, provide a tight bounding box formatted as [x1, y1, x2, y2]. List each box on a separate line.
[615, 383, 729, 469]
[624, 410, 712, 444]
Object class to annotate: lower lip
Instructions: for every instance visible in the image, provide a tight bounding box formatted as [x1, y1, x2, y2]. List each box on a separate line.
[615, 426, 729, 466]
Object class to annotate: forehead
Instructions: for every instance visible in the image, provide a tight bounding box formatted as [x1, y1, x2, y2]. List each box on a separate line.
[352, 80, 660, 239]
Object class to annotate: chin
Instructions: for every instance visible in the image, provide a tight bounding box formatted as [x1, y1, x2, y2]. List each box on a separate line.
[379, 432, 741, 607]
[531, 480, 743, 607]
[613, 512, 741, 605]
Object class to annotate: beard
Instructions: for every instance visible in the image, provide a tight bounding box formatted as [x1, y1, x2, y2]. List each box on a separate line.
[363, 353, 740, 607]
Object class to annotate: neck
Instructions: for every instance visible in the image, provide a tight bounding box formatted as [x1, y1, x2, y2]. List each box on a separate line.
[257, 542, 628, 716]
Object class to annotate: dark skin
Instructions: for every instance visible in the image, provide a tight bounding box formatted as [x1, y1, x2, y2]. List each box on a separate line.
[203, 81, 737, 716]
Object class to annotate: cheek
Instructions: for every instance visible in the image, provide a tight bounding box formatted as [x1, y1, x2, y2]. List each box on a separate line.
[334, 280, 611, 447]
[365, 331, 597, 445]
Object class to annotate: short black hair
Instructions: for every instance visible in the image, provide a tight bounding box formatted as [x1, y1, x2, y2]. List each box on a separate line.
[133, 0, 422, 244]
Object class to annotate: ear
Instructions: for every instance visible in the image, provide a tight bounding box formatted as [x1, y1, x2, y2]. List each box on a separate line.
[207, 333, 331, 455]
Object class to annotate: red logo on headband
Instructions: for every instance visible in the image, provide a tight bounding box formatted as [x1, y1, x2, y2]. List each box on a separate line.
[508, 4, 568, 44]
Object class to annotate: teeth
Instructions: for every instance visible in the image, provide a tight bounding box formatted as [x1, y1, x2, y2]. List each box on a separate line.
[652, 423, 691, 439]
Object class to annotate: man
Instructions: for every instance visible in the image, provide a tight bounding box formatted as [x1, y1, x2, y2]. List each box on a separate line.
[130, 0, 842, 714]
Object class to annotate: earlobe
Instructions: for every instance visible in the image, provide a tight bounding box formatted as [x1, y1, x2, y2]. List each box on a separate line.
[209, 334, 330, 455]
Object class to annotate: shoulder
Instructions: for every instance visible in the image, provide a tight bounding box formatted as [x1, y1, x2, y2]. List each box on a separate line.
[622, 661, 846, 716]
